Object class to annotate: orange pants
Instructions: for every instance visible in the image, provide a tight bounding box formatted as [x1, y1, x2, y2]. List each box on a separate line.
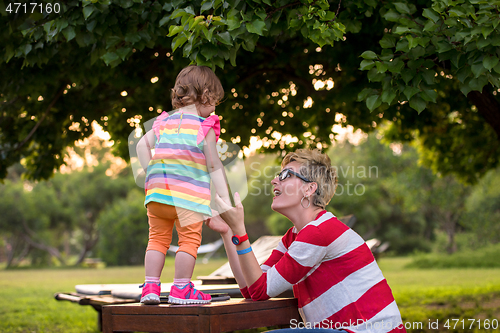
[146, 202, 203, 259]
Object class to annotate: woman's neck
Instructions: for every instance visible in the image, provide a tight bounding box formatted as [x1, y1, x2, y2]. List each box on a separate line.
[285, 206, 324, 231]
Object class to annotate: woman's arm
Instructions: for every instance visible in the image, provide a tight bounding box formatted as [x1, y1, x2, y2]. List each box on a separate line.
[203, 128, 231, 206]
[136, 129, 156, 173]
[205, 213, 248, 291]
[214, 193, 263, 288]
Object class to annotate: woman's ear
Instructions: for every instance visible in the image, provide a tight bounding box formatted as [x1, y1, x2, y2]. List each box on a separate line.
[304, 182, 318, 197]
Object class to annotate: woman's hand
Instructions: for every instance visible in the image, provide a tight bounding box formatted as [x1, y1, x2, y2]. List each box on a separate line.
[204, 210, 230, 235]
[214, 192, 246, 235]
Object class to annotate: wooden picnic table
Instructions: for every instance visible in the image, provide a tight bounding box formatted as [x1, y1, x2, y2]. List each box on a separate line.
[102, 297, 301, 333]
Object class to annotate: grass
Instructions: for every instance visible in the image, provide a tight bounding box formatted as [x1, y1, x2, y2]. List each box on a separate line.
[407, 243, 500, 269]
[1, 257, 500, 332]
[0, 257, 226, 333]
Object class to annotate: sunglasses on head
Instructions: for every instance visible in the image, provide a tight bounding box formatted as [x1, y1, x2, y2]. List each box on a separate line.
[276, 169, 312, 183]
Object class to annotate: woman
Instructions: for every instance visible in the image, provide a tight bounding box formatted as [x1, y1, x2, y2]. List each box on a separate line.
[206, 149, 406, 333]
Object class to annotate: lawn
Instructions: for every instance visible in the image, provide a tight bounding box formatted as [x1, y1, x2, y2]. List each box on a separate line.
[0, 257, 499, 332]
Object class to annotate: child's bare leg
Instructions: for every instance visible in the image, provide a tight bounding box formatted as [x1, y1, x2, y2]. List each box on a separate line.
[174, 251, 196, 279]
[145, 250, 165, 277]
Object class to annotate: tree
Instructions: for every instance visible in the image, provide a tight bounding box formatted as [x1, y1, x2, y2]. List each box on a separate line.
[96, 188, 149, 266]
[1, 0, 500, 184]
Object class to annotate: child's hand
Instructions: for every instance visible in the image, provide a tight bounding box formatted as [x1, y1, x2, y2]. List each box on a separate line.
[204, 210, 230, 235]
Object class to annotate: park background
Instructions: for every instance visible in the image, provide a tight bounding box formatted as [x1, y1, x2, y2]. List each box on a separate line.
[1, 0, 500, 332]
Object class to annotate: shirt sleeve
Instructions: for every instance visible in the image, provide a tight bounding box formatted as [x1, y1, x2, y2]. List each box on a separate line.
[248, 226, 327, 300]
[152, 111, 169, 141]
[197, 114, 221, 145]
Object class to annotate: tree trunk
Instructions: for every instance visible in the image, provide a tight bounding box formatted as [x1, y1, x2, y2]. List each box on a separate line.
[21, 220, 66, 265]
[74, 218, 99, 265]
[467, 88, 500, 139]
[443, 212, 457, 254]
[22, 234, 67, 265]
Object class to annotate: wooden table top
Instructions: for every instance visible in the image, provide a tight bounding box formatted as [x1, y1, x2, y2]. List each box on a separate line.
[103, 298, 301, 333]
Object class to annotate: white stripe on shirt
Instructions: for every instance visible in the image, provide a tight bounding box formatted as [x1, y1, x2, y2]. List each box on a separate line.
[266, 266, 293, 297]
[300, 261, 385, 323]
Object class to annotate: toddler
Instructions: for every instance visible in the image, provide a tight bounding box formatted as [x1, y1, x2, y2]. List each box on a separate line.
[136, 65, 231, 304]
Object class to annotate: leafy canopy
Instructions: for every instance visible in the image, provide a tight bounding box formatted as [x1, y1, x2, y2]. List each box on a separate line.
[1, 0, 500, 183]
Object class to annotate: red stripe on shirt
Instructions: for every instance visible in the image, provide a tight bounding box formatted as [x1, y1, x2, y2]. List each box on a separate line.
[325, 279, 396, 327]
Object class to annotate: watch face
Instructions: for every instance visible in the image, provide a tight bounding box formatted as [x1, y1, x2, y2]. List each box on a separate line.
[231, 236, 239, 245]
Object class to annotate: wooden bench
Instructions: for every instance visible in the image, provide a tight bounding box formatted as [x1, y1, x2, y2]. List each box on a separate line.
[102, 298, 301, 333]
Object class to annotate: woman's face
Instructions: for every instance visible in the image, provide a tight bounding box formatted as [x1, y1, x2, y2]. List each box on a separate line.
[271, 161, 309, 214]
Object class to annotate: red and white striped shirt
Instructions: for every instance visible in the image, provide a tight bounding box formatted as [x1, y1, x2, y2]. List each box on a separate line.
[247, 211, 406, 333]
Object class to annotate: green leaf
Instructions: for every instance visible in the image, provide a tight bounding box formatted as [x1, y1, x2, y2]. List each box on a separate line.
[215, 31, 232, 45]
[421, 89, 438, 103]
[359, 60, 375, 70]
[409, 95, 426, 113]
[483, 55, 499, 71]
[394, 3, 411, 15]
[83, 5, 95, 20]
[379, 35, 396, 48]
[376, 61, 388, 73]
[172, 35, 188, 52]
[246, 19, 266, 36]
[227, 16, 241, 31]
[106, 36, 122, 49]
[471, 62, 487, 78]
[422, 8, 440, 23]
[200, 43, 219, 60]
[125, 32, 141, 43]
[62, 26, 76, 42]
[387, 57, 405, 73]
[201, 1, 212, 12]
[404, 86, 420, 100]
[383, 9, 400, 22]
[229, 43, 239, 66]
[56, 19, 69, 33]
[494, 62, 500, 74]
[360, 50, 378, 60]
[367, 68, 385, 82]
[468, 75, 488, 92]
[22, 44, 32, 56]
[366, 95, 381, 112]
[116, 47, 132, 60]
[395, 26, 411, 34]
[421, 69, 436, 85]
[357, 88, 375, 101]
[456, 67, 471, 83]
[86, 20, 97, 32]
[381, 90, 397, 104]
[482, 26, 494, 39]
[101, 52, 119, 65]
[168, 25, 184, 37]
[460, 80, 473, 96]
[400, 69, 414, 84]
[159, 15, 170, 27]
[423, 21, 438, 33]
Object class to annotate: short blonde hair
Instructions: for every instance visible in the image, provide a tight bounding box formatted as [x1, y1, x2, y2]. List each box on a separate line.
[171, 65, 224, 109]
[281, 149, 338, 209]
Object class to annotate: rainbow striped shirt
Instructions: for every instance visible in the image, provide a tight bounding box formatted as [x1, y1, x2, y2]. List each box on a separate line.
[144, 110, 220, 216]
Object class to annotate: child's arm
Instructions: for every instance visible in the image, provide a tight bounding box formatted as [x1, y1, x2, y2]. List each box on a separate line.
[203, 128, 232, 206]
[136, 129, 156, 174]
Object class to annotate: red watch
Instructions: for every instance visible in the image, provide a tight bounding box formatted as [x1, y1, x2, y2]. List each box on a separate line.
[231, 233, 248, 245]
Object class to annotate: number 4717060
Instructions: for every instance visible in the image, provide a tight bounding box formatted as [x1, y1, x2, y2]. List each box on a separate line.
[6, 3, 61, 14]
